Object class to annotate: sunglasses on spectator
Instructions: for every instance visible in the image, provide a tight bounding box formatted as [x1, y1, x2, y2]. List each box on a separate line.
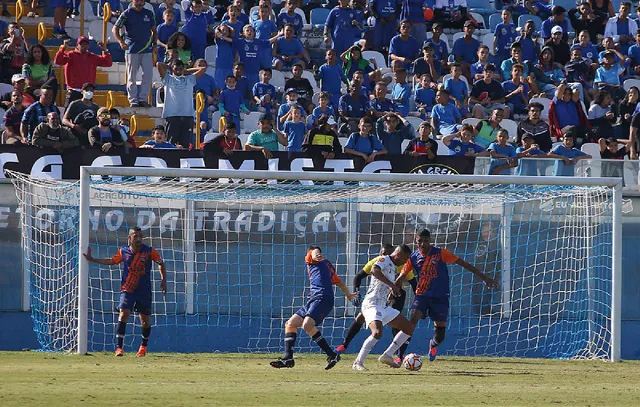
[99, 113, 112, 118]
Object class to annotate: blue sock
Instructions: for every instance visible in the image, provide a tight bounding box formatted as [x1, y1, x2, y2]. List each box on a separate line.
[53, 26, 59, 33]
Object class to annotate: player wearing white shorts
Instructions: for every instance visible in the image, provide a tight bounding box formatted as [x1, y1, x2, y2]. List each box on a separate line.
[352, 244, 416, 370]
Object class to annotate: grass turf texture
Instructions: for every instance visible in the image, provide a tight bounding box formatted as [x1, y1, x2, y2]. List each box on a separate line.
[1, 351, 639, 406]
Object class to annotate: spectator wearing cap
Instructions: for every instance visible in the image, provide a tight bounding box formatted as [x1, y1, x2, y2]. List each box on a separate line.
[54, 36, 112, 108]
[375, 112, 414, 154]
[1, 74, 34, 109]
[88, 107, 128, 152]
[32, 112, 78, 151]
[245, 114, 287, 158]
[113, 0, 157, 107]
[452, 21, 480, 80]
[548, 82, 590, 144]
[157, 59, 206, 148]
[277, 88, 306, 131]
[62, 83, 100, 146]
[22, 44, 57, 101]
[433, 0, 469, 31]
[20, 85, 60, 143]
[544, 26, 570, 66]
[517, 102, 552, 152]
[0, 22, 28, 84]
[425, 22, 450, 69]
[594, 49, 626, 100]
[605, 2, 637, 55]
[413, 45, 442, 82]
[2, 90, 25, 144]
[469, 64, 510, 120]
[568, 2, 608, 42]
[302, 114, 342, 159]
[547, 126, 591, 176]
[389, 20, 421, 72]
[540, 6, 569, 41]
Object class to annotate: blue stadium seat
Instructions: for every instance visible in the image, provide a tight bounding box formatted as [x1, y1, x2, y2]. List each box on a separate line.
[489, 13, 502, 33]
[310, 8, 330, 26]
[518, 14, 543, 31]
[467, 0, 495, 16]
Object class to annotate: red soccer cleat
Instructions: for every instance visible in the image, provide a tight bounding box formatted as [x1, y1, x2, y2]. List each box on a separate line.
[115, 348, 124, 357]
[136, 345, 147, 357]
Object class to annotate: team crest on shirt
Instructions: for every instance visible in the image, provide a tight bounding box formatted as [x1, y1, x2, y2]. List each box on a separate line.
[501, 28, 507, 35]
[144, 15, 150, 22]
[245, 44, 249, 51]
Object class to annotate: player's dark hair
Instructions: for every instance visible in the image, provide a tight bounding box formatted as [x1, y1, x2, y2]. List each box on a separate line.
[397, 244, 411, 254]
[129, 227, 142, 234]
[309, 245, 322, 252]
[380, 243, 394, 255]
[418, 229, 431, 238]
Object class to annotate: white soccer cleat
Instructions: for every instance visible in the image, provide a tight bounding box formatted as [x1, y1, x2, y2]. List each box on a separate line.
[352, 361, 368, 371]
[378, 353, 400, 368]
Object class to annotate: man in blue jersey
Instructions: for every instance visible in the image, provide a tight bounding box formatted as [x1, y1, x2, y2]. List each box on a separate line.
[378, 229, 499, 366]
[83, 227, 167, 357]
[271, 245, 358, 370]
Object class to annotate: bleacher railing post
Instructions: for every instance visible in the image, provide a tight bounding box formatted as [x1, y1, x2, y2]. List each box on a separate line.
[195, 92, 204, 149]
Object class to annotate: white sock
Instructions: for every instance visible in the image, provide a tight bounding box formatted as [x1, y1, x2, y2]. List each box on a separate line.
[355, 335, 378, 365]
[382, 331, 410, 357]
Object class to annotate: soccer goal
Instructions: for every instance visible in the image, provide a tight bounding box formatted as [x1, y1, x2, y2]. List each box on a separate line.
[10, 168, 622, 361]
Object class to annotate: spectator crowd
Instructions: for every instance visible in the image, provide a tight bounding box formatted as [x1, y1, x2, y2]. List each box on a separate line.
[4, 0, 640, 176]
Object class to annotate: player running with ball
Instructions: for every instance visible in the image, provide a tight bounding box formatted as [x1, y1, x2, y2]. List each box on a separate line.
[351, 244, 417, 370]
[83, 227, 167, 357]
[271, 245, 359, 370]
[379, 229, 499, 365]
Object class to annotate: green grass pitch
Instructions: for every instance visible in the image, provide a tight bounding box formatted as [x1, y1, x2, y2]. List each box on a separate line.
[2, 351, 639, 406]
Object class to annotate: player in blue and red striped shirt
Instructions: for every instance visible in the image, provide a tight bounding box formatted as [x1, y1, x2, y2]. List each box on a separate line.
[378, 229, 499, 367]
[83, 227, 167, 357]
[271, 246, 358, 370]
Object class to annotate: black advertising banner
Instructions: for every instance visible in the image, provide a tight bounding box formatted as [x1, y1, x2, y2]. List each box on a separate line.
[0, 146, 475, 180]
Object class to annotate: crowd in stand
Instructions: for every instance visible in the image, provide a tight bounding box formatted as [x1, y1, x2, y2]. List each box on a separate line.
[2, 0, 640, 176]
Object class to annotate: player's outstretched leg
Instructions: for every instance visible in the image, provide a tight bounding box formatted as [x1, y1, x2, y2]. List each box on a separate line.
[115, 308, 131, 356]
[300, 317, 340, 370]
[270, 314, 301, 368]
[137, 313, 151, 357]
[428, 323, 446, 362]
[336, 313, 365, 355]
[379, 313, 417, 368]
[353, 321, 383, 371]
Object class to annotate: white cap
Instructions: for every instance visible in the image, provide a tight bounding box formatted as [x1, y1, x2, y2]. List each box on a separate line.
[327, 116, 337, 125]
[11, 74, 25, 83]
[551, 26, 563, 34]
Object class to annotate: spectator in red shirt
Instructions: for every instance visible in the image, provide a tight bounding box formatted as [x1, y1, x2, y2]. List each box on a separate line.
[54, 36, 112, 108]
[204, 121, 242, 155]
[0, 23, 28, 84]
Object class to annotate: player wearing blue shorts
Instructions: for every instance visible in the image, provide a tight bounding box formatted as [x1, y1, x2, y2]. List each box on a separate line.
[83, 227, 167, 357]
[379, 229, 498, 365]
[270, 246, 358, 370]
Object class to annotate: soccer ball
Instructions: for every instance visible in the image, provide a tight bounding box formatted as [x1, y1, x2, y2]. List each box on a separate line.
[402, 353, 423, 371]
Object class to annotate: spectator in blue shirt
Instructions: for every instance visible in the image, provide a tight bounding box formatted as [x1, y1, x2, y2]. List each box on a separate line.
[414, 73, 436, 120]
[375, 112, 414, 154]
[515, 134, 547, 175]
[389, 19, 421, 72]
[452, 20, 481, 79]
[344, 116, 388, 162]
[277, 0, 304, 37]
[370, 0, 398, 52]
[140, 125, 178, 149]
[252, 4, 279, 68]
[431, 89, 462, 136]
[426, 22, 449, 68]
[324, 0, 365, 57]
[515, 19, 539, 63]
[391, 68, 411, 117]
[155, 0, 181, 26]
[472, 45, 491, 82]
[272, 24, 306, 70]
[400, 0, 429, 44]
[494, 9, 517, 61]
[595, 50, 627, 100]
[253, 68, 278, 116]
[369, 82, 395, 119]
[444, 63, 469, 117]
[442, 123, 487, 156]
[548, 127, 591, 176]
[219, 75, 250, 133]
[503, 63, 530, 115]
[540, 5, 569, 41]
[194, 58, 219, 130]
[156, 9, 178, 63]
[338, 83, 367, 135]
[488, 129, 518, 175]
[577, 30, 599, 63]
[629, 30, 640, 75]
[318, 49, 349, 109]
[213, 24, 236, 96]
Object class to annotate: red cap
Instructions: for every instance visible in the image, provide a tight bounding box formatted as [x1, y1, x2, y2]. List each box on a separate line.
[77, 36, 90, 45]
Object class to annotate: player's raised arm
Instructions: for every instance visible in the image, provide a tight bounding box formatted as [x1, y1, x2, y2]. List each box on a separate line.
[83, 246, 117, 266]
[336, 280, 359, 301]
[455, 257, 500, 289]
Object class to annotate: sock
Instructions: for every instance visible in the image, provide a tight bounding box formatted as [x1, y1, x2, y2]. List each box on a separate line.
[283, 332, 296, 359]
[141, 326, 151, 346]
[312, 331, 336, 357]
[342, 319, 364, 349]
[354, 335, 378, 365]
[382, 331, 411, 358]
[432, 326, 446, 347]
[398, 336, 412, 359]
[116, 321, 126, 349]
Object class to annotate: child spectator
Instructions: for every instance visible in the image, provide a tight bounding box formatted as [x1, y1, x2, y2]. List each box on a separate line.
[548, 127, 591, 176]
[245, 114, 287, 157]
[204, 121, 242, 156]
[501, 43, 531, 81]
[414, 74, 436, 120]
[284, 62, 314, 114]
[535, 46, 565, 98]
[140, 125, 177, 149]
[277, 88, 307, 131]
[166, 32, 193, 66]
[375, 112, 414, 154]
[283, 106, 307, 152]
[253, 4, 279, 69]
[470, 64, 510, 119]
[344, 116, 388, 163]
[515, 134, 547, 175]
[338, 83, 367, 135]
[594, 50, 626, 100]
[494, 9, 517, 62]
[369, 0, 398, 52]
[444, 63, 469, 117]
[629, 30, 640, 76]
[540, 5, 568, 40]
[488, 129, 518, 175]
[272, 24, 306, 70]
[404, 121, 438, 159]
[503, 63, 530, 116]
[472, 45, 491, 83]
[619, 86, 639, 135]
[235, 25, 279, 90]
[222, 0, 249, 26]
[599, 136, 630, 180]
[181, 0, 216, 60]
[156, 0, 181, 26]
[588, 89, 618, 138]
[442, 123, 486, 156]
[277, 0, 304, 37]
[341, 45, 379, 92]
[413, 45, 442, 83]
[515, 19, 539, 63]
[389, 19, 421, 72]
[474, 107, 505, 149]
[302, 114, 343, 159]
[452, 21, 481, 79]
[576, 30, 599, 63]
[253, 68, 278, 116]
[431, 89, 462, 136]
[156, 9, 178, 64]
[565, 45, 592, 104]
[214, 24, 235, 92]
[425, 22, 449, 70]
[391, 68, 411, 117]
[219, 4, 243, 39]
[311, 92, 335, 127]
[219, 75, 250, 132]
[229, 62, 252, 107]
[517, 102, 552, 152]
[318, 49, 348, 109]
[369, 82, 394, 119]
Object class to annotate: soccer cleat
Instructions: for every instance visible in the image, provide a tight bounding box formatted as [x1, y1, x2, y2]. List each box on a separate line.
[324, 353, 341, 370]
[115, 348, 124, 357]
[378, 353, 400, 368]
[335, 344, 346, 355]
[270, 357, 295, 368]
[428, 341, 438, 362]
[393, 355, 402, 365]
[352, 361, 367, 371]
[136, 345, 147, 357]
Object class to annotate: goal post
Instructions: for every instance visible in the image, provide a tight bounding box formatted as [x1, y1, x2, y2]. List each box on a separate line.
[12, 167, 623, 361]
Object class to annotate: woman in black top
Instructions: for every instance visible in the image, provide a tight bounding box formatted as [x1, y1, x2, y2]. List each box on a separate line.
[619, 86, 639, 135]
[589, 0, 614, 36]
